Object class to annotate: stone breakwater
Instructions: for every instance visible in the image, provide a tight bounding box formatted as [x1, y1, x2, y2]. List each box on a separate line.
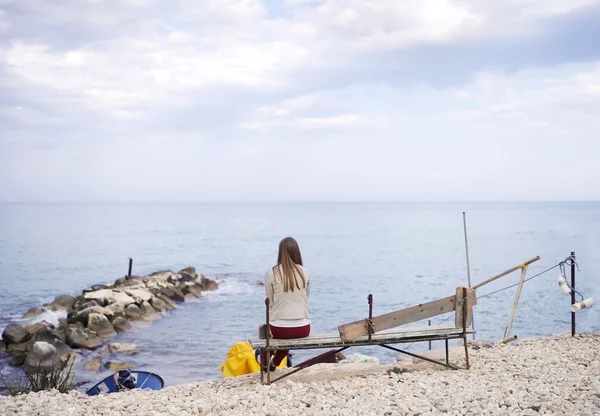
[1, 333, 599, 415]
[0, 267, 218, 373]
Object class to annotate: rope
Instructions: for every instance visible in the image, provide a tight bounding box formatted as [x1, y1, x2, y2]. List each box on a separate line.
[403, 256, 576, 351]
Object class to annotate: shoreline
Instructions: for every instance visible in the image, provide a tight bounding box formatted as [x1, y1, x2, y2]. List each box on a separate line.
[1, 332, 598, 415]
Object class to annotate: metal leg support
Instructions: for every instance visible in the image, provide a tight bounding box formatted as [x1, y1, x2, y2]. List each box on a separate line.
[380, 344, 460, 370]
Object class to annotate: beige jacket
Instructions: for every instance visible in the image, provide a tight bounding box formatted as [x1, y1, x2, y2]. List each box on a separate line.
[265, 264, 310, 321]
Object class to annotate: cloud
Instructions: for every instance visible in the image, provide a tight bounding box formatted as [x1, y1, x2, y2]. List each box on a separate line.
[1, 0, 600, 201]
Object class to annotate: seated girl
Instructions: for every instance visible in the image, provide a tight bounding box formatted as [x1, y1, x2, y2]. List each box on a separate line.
[257, 236, 311, 371]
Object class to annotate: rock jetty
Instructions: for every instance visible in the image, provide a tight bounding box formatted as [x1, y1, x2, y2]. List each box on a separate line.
[1, 267, 218, 373]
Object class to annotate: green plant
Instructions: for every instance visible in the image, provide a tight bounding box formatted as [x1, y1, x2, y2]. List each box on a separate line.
[387, 366, 410, 375]
[0, 356, 75, 396]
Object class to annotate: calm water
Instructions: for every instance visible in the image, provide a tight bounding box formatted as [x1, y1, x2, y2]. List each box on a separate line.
[0, 202, 599, 391]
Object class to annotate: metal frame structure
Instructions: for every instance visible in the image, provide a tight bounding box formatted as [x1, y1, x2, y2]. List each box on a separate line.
[252, 287, 473, 385]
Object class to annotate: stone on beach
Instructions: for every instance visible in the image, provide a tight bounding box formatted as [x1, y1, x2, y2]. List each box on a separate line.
[7, 342, 28, 355]
[4, 333, 599, 416]
[87, 313, 117, 338]
[2, 323, 31, 345]
[108, 342, 139, 355]
[0, 340, 5, 352]
[65, 324, 103, 350]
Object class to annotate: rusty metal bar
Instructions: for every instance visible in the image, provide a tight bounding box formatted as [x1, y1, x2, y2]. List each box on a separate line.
[264, 347, 349, 385]
[462, 286, 470, 369]
[380, 344, 459, 370]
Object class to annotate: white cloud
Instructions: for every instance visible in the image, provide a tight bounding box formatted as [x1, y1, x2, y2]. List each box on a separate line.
[1, 0, 600, 201]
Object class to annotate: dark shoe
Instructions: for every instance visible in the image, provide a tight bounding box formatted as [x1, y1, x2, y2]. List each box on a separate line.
[255, 348, 276, 372]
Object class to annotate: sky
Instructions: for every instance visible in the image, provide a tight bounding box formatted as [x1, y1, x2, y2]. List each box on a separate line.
[0, 0, 599, 202]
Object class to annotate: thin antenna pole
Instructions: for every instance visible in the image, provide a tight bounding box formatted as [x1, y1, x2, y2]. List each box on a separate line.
[463, 212, 472, 288]
[463, 212, 475, 340]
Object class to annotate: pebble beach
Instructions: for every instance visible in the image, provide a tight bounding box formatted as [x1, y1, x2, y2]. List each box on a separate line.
[1, 333, 599, 416]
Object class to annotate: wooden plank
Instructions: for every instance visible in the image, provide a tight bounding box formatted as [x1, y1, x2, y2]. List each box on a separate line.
[455, 287, 477, 328]
[338, 295, 457, 341]
[472, 256, 539, 290]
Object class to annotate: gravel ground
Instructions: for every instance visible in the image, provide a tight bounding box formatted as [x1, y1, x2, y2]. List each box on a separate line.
[1, 333, 599, 416]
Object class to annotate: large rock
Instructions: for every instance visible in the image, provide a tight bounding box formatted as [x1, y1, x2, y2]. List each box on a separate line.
[106, 302, 126, 317]
[201, 276, 219, 291]
[148, 270, 178, 284]
[88, 313, 117, 338]
[108, 343, 139, 355]
[161, 286, 185, 302]
[84, 358, 102, 372]
[155, 294, 177, 311]
[0, 340, 5, 352]
[182, 283, 202, 299]
[27, 327, 67, 350]
[10, 355, 26, 366]
[124, 304, 142, 320]
[149, 297, 168, 313]
[49, 294, 76, 311]
[111, 317, 132, 333]
[67, 306, 114, 325]
[124, 288, 154, 304]
[83, 289, 135, 306]
[72, 300, 101, 312]
[2, 324, 31, 345]
[25, 340, 73, 373]
[179, 266, 197, 278]
[104, 361, 132, 372]
[25, 320, 55, 335]
[7, 342, 28, 356]
[65, 324, 102, 350]
[22, 306, 44, 319]
[138, 301, 160, 322]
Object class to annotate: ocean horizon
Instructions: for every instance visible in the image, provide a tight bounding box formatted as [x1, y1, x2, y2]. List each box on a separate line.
[1, 201, 599, 391]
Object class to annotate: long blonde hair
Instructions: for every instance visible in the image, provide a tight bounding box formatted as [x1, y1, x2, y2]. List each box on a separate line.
[273, 237, 306, 292]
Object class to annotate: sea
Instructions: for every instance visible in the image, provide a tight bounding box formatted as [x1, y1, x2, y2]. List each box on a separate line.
[0, 201, 598, 392]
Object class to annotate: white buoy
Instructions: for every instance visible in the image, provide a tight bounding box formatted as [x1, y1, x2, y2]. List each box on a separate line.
[571, 297, 595, 312]
[558, 275, 571, 294]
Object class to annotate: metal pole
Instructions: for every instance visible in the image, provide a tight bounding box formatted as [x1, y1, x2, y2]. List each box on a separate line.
[428, 320, 432, 350]
[462, 212, 472, 287]
[367, 294, 373, 342]
[571, 251, 576, 337]
[503, 266, 528, 340]
[128, 258, 133, 277]
[463, 212, 475, 340]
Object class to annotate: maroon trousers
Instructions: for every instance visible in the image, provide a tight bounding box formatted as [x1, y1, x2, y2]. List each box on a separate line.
[263, 324, 310, 367]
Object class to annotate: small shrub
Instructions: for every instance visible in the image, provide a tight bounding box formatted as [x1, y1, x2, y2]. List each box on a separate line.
[387, 366, 410, 375]
[0, 357, 75, 396]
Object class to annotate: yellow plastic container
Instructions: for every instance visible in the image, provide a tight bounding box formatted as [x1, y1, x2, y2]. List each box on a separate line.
[219, 341, 287, 378]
